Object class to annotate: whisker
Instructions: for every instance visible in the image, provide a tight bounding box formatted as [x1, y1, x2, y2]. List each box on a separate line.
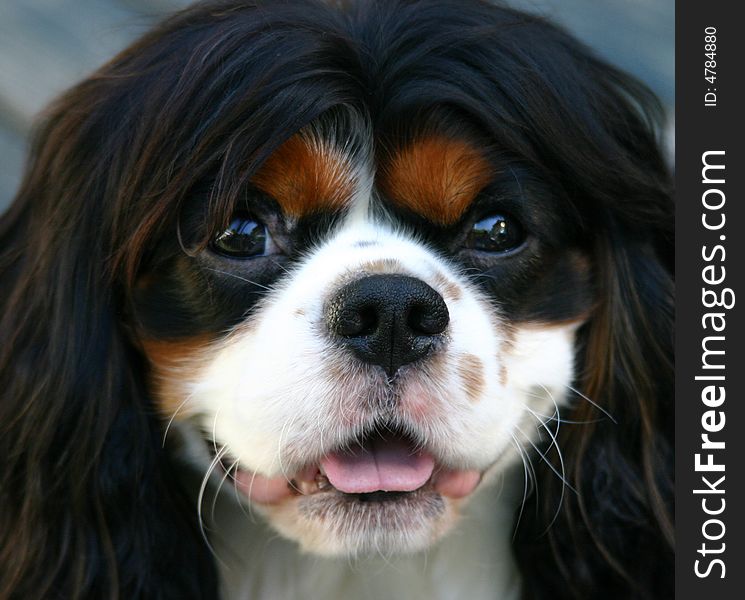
[203, 267, 274, 291]
[520, 407, 602, 426]
[514, 424, 575, 495]
[269, 258, 293, 276]
[197, 445, 230, 565]
[566, 384, 617, 424]
[509, 433, 533, 539]
[211, 408, 222, 458]
[245, 469, 264, 520]
[229, 453, 259, 523]
[211, 456, 238, 522]
[538, 384, 561, 451]
[277, 411, 303, 495]
[160, 394, 192, 448]
[521, 399, 571, 533]
[161, 390, 197, 447]
[232, 480, 258, 523]
[520, 388, 605, 425]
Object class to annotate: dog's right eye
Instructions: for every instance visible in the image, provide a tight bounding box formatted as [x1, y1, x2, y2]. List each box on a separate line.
[211, 215, 271, 258]
[463, 213, 525, 254]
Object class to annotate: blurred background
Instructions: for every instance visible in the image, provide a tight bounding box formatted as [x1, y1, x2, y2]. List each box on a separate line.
[0, 0, 674, 212]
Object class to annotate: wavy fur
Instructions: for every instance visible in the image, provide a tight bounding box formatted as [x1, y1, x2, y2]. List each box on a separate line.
[0, 1, 673, 598]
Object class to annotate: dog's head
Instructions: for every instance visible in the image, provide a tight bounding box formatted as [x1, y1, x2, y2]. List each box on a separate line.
[135, 105, 594, 555]
[0, 0, 673, 597]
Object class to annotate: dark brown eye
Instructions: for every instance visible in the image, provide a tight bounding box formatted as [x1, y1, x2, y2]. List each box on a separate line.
[211, 216, 269, 258]
[465, 214, 525, 253]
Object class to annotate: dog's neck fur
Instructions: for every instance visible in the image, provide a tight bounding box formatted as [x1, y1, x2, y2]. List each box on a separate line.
[178, 454, 523, 600]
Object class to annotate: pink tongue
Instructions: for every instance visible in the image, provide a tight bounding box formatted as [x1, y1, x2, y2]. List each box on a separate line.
[321, 435, 435, 494]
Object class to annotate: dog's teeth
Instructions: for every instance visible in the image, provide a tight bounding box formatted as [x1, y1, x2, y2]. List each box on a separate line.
[291, 480, 312, 495]
[316, 474, 330, 490]
[288, 479, 302, 495]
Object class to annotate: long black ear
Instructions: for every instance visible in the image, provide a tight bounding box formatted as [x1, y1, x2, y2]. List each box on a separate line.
[515, 210, 674, 600]
[511, 45, 674, 600]
[0, 59, 217, 600]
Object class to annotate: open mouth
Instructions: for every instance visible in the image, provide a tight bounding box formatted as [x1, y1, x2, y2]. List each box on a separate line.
[223, 427, 482, 506]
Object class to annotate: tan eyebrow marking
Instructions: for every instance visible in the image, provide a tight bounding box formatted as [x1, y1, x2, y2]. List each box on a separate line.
[379, 135, 492, 225]
[251, 134, 356, 218]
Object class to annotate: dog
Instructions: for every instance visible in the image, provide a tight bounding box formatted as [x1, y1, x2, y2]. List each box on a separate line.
[0, 0, 674, 598]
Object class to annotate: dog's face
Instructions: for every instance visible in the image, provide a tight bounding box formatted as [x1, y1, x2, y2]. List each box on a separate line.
[133, 110, 593, 555]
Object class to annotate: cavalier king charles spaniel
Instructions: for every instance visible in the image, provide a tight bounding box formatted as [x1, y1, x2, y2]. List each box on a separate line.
[0, 0, 673, 598]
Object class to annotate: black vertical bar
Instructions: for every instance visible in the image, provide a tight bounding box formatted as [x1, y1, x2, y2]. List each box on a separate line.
[676, 1, 745, 598]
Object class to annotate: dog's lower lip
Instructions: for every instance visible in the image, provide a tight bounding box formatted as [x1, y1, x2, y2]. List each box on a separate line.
[226, 461, 481, 505]
[220, 426, 482, 504]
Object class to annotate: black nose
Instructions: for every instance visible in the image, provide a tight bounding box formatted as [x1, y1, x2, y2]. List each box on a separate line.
[325, 275, 449, 377]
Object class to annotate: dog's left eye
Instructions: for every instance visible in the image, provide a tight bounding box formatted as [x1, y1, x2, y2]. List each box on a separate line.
[464, 214, 525, 253]
[211, 216, 271, 258]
